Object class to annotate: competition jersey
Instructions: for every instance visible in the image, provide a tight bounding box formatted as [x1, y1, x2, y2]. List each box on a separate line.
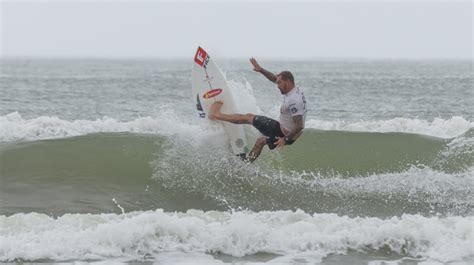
[279, 87, 307, 131]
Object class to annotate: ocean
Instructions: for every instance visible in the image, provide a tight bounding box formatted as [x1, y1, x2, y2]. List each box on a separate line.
[0, 58, 472, 264]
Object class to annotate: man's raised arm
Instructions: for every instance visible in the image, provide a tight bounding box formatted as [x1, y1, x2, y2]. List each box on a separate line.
[250, 58, 277, 83]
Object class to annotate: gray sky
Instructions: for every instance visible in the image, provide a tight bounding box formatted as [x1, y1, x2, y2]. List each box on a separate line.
[1, 0, 472, 59]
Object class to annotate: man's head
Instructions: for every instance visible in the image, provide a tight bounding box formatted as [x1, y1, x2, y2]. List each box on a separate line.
[276, 71, 295, 94]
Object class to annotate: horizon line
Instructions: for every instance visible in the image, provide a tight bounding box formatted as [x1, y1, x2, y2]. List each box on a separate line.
[1, 55, 472, 61]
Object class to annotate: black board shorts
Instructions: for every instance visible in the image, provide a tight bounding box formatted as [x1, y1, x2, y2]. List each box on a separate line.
[252, 115, 293, 150]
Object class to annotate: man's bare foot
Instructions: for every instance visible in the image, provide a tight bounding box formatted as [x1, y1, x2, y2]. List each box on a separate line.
[208, 101, 223, 120]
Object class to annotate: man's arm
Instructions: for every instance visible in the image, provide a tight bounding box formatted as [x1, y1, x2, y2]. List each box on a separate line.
[274, 115, 304, 149]
[250, 58, 277, 83]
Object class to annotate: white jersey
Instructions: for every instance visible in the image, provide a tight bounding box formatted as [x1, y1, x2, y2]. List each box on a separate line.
[279, 87, 307, 131]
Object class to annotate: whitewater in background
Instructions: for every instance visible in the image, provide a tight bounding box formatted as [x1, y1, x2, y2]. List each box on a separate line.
[0, 58, 473, 264]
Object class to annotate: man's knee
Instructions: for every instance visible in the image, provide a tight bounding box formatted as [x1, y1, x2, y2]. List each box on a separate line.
[256, 136, 267, 147]
[244, 113, 255, 124]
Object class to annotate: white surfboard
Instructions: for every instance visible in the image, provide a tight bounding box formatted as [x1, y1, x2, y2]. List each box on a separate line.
[192, 46, 249, 157]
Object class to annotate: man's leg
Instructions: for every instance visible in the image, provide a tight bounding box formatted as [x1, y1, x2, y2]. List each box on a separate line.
[247, 137, 267, 162]
[209, 101, 267, 162]
[208, 101, 254, 124]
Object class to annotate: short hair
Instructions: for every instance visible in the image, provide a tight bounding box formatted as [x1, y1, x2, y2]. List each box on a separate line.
[277, 71, 294, 83]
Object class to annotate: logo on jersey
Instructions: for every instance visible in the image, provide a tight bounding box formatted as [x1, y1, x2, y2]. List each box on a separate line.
[203, 89, 222, 99]
[194, 47, 209, 68]
[291, 107, 298, 114]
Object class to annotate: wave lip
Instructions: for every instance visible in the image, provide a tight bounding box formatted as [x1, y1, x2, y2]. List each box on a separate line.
[1, 112, 472, 143]
[1, 210, 472, 263]
[306, 116, 473, 138]
[0, 111, 202, 143]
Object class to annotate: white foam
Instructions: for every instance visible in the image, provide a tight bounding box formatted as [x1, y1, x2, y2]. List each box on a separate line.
[1, 210, 472, 263]
[0, 111, 222, 143]
[305, 116, 473, 139]
[1, 111, 472, 143]
[290, 166, 474, 207]
[227, 79, 263, 115]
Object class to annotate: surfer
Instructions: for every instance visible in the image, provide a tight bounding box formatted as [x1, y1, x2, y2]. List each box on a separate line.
[209, 58, 307, 162]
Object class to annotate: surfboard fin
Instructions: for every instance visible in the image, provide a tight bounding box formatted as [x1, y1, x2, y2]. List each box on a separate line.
[196, 94, 203, 111]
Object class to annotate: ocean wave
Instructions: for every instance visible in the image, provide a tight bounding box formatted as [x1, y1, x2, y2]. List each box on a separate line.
[305, 116, 473, 139]
[0, 112, 472, 143]
[0, 111, 204, 143]
[1, 132, 471, 216]
[1, 210, 472, 263]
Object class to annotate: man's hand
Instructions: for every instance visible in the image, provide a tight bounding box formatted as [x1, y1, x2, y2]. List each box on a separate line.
[250, 58, 262, 72]
[250, 58, 277, 83]
[274, 137, 286, 150]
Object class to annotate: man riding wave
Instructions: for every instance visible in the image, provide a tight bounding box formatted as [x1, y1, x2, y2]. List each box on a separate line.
[209, 58, 307, 162]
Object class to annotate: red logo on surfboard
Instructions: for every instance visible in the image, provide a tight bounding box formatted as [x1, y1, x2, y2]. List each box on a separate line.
[194, 47, 208, 67]
[203, 89, 222, 99]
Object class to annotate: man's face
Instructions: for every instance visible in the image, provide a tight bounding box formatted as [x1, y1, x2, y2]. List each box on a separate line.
[276, 75, 288, 94]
